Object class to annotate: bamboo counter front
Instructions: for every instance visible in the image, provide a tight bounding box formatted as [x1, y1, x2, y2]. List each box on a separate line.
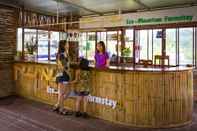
[13, 61, 193, 128]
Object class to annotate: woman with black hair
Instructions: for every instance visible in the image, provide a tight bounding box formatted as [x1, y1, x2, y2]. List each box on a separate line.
[52, 40, 71, 114]
[94, 41, 110, 68]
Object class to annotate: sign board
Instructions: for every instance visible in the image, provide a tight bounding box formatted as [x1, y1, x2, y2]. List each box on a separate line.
[80, 6, 197, 29]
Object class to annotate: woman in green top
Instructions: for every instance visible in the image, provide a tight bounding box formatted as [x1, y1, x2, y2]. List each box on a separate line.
[71, 58, 91, 118]
[53, 40, 71, 114]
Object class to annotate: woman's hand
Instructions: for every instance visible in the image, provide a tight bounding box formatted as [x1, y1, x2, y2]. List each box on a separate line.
[69, 80, 78, 84]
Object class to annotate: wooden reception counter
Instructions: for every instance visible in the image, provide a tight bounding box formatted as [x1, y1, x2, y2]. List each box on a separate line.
[13, 61, 193, 128]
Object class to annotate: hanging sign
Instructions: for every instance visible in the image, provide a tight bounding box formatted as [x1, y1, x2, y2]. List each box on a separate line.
[80, 6, 197, 29]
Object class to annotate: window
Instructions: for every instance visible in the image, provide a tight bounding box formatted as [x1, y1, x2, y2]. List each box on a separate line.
[87, 32, 96, 60]
[17, 28, 68, 61]
[166, 29, 176, 66]
[179, 28, 193, 65]
[79, 32, 87, 58]
[60, 32, 67, 40]
[37, 30, 49, 61]
[125, 29, 133, 57]
[97, 32, 107, 44]
[153, 29, 162, 62]
[107, 31, 118, 58]
[79, 32, 96, 60]
[24, 29, 37, 57]
[139, 30, 148, 60]
[50, 31, 59, 61]
[136, 29, 152, 61]
[17, 28, 22, 52]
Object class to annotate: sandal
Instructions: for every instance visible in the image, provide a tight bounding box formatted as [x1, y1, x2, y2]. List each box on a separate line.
[82, 112, 89, 118]
[58, 109, 71, 115]
[52, 106, 59, 112]
[75, 111, 82, 117]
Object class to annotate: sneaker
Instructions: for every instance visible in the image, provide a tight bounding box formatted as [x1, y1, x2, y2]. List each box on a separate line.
[52, 106, 59, 112]
[75, 111, 82, 117]
[82, 112, 89, 118]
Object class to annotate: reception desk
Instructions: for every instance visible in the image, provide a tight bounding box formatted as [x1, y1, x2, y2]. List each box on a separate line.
[13, 61, 193, 128]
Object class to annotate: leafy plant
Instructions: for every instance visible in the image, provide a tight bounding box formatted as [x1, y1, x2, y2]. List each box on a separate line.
[16, 51, 22, 56]
[25, 37, 37, 54]
[122, 47, 131, 57]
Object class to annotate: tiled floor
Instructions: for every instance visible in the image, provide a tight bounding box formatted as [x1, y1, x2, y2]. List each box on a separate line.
[0, 96, 197, 131]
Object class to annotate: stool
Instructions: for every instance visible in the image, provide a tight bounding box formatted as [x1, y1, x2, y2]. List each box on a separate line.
[154, 55, 169, 67]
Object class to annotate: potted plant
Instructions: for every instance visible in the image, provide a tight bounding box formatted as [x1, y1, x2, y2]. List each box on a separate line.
[14, 51, 22, 61]
[122, 47, 131, 63]
[25, 37, 37, 61]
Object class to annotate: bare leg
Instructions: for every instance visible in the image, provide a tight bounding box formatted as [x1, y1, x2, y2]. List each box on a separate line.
[57, 83, 65, 110]
[83, 96, 88, 113]
[76, 96, 82, 112]
[63, 83, 71, 99]
[55, 83, 61, 107]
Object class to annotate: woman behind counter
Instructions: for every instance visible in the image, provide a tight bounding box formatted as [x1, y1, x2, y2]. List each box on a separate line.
[94, 41, 109, 68]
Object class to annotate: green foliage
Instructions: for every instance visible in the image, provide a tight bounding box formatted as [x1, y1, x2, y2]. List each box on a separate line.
[122, 47, 131, 57]
[25, 37, 37, 54]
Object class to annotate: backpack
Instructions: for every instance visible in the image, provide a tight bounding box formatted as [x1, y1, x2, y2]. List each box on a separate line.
[79, 58, 89, 70]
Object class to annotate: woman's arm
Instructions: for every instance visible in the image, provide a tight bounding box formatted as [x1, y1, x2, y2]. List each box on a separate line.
[106, 59, 110, 67]
[69, 69, 80, 84]
[105, 52, 110, 67]
[56, 54, 64, 71]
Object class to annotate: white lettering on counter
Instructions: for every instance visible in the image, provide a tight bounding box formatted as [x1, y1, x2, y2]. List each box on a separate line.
[47, 87, 117, 109]
[87, 95, 117, 109]
[47, 86, 58, 94]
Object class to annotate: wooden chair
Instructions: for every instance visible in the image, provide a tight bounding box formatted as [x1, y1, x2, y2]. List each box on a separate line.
[154, 55, 169, 67]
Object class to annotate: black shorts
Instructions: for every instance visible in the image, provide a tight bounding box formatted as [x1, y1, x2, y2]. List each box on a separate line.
[77, 91, 89, 96]
[56, 71, 70, 83]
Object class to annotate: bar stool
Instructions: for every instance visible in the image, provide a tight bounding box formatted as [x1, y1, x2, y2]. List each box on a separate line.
[154, 55, 170, 67]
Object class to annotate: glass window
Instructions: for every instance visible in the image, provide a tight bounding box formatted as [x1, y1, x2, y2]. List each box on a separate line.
[139, 30, 148, 60]
[50, 31, 59, 61]
[179, 28, 193, 65]
[166, 29, 176, 66]
[118, 31, 122, 57]
[60, 32, 67, 40]
[148, 30, 153, 60]
[153, 29, 162, 62]
[97, 32, 107, 44]
[125, 29, 133, 57]
[17, 28, 22, 52]
[37, 30, 49, 61]
[107, 31, 118, 58]
[79, 32, 87, 58]
[87, 32, 96, 60]
[24, 29, 37, 57]
[136, 29, 152, 61]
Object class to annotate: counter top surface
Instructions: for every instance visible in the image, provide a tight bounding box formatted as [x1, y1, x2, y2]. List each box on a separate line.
[15, 60, 193, 72]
